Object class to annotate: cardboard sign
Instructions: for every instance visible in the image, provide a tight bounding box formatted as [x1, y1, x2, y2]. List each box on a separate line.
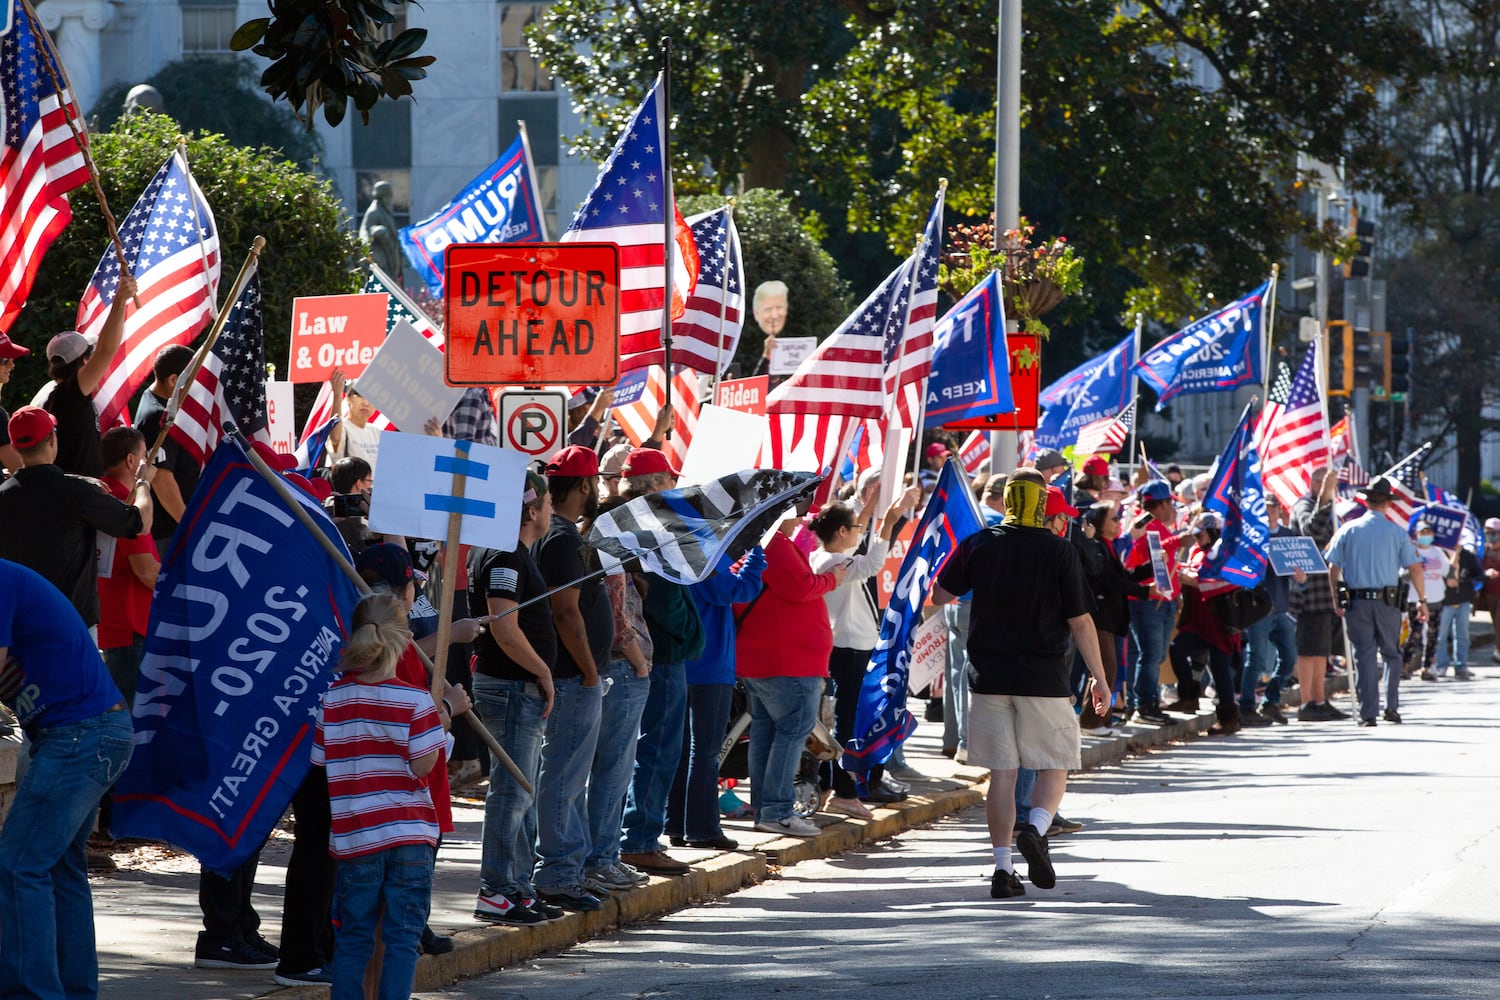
[942, 333, 1041, 432]
[678, 404, 767, 486]
[714, 375, 769, 415]
[1266, 535, 1327, 576]
[1146, 530, 1174, 594]
[907, 612, 947, 695]
[263, 381, 296, 456]
[769, 336, 816, 376]
[497, 389, 568, 459]
[367, 431, 531, 548]
[351, 320, 465, 433]
[444, 242, 621, 386]
[1415, 504, 1467, 551]
[288, 293, 389, 383]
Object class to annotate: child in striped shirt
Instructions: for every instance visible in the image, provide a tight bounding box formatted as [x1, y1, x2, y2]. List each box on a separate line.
[312, 592, 446, 1000]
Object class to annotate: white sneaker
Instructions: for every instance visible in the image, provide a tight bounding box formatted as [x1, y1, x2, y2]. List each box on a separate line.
[1085, 725, 1121, 737]
[755, 816, 820, 837]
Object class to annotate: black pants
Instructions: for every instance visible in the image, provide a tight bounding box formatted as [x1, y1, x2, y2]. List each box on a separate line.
[1169, 631, 1239, 710]
[822, 646, 883, 798]
[199, 852, 263, 947]
[446, 641, 480, 764]
[277, 766, 335, 974]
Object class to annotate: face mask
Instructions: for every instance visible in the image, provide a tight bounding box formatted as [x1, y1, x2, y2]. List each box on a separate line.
[1417, 534, 1434, 546]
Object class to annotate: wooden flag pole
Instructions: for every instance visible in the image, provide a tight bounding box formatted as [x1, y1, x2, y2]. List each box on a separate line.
[233, 427, 532, 793]
[145, 236, 266, 472]
[430, 440, 472, 711]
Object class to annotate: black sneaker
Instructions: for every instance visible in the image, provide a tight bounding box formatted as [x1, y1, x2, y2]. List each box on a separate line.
[1015, 824, 1055, 890]
[1320, 701, 1349, 720]
[245, 933, 279, 962]
[520, 895, 567, 921]
[1048, 814, 1084, 835]
[274, 967, 332, 987]
[1239, 708, 1273, 728]
[473, 889, 544, 925]
[1383, 708, 1402, 724]
[421, 925, 454, 955]
[193, 936, 278, 971]
[1357, 718, 1378, 728]
[990, 868, 1025, 899]
[538, 887, 603, 912]
[1259, 702, 1289, 725]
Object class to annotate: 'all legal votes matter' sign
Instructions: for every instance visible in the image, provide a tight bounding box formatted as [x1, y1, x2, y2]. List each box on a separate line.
[444, 243, 621, 386]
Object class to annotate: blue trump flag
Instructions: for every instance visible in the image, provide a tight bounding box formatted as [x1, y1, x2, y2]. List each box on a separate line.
[843, 460, 985, 773]
[1034, 330, 1136, 449]
[924, 271, 1013, 425]
[399, 134, 546, 297]
[1133, 281, 1268, 409]
[111, 437, 363, 874]
[1200, 403, 1270, 587]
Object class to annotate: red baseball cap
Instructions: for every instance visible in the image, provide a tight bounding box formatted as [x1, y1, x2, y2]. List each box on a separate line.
[1081, 455, 1109, 477]
[1044, 486, 1079, 519]
[924, 442, 950, 460]
[621, 447, 679, 478]
[8, 405, 56, 449]
[251, 441, 296, 472]
[545, 444, 599, 478]
[0, 332, 29, 360]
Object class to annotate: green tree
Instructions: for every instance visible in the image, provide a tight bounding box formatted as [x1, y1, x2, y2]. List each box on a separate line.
[678, 189, 852, 372]
[7, 112, 361, 409]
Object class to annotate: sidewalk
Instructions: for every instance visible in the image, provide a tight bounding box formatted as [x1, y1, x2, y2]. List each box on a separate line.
[92, 612, 1494, 999]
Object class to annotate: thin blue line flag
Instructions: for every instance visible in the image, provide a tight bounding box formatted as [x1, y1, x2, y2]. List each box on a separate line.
[1133, 281, 1268, 409]
[1200, 402, 1269, 587]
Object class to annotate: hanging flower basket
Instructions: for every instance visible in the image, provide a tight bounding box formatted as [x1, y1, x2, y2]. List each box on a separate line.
[939, 215, 1084, 340]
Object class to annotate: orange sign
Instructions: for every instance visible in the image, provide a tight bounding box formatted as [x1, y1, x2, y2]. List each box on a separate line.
[444, 243, 621, 386]
[714, 375, 768, 415]
[288, 293, 390, 383]
[942, 333, 1041, 432]
[877, 519, 918, 607]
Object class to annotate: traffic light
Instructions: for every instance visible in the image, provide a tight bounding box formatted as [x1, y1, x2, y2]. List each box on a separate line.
[1386, 328, 1412, 401]
[1343, 209, 1376, 279]
[1327, 320, 1354, 396]
[1363, 331, 1390, 398]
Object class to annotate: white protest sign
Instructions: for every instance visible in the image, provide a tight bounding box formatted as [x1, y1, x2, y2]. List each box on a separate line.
[678, 404, 767, 486]
[350, 320, 464, 432]
[769, 336, 816, 375]
[368, 431, 530, 549]
[263, 381, 297, 455]
[907, 612, 947, 695]
[497, 389, 568, 459]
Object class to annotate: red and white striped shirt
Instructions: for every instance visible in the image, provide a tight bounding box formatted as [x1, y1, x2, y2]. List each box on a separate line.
[311, 673, 444, 860]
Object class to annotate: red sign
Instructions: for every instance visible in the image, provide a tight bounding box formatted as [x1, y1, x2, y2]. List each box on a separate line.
[942, 333, 1040, 432]
[714, 375, 768, 415]
[877, 520, 918, 607]
[444, 243, 621, 386]
[288, 293, 389, 383]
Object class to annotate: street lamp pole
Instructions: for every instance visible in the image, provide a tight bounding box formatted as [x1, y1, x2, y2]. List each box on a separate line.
[990, 0, 1022, 472]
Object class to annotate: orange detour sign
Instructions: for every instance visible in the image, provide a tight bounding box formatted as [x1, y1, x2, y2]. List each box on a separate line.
[444, 243, 621, 386]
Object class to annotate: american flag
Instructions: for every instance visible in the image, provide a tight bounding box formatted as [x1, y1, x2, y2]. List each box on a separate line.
[85, 149, 220, 428]
[613, 365, 700, 472]
[765, 187, 944, 467]
[669, 206, 743, 375]
[1256, 344, 1328, 510]
[1074, 399, 1137, 456]
[170, 271, 270, 464]
[561, 74, 699, 374]
[0, 5, 90, 330]
[959, 430, 991, 475]
[1376, 441, 1433, 525]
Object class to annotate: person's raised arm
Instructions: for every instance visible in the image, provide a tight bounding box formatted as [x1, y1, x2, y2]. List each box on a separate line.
[77, 273, 137, 396]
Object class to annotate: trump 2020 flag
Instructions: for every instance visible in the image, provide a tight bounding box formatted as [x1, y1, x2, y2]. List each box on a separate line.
[588, 470, 822, 585]
[844, 460, 984, 774]
[399, 133, 547, 298]
[111, 436, 362, 874]
[1133, 281, 1269, 410]
[1200, 402, 1269, 587]
[924, 270, 1013, 425]
[1035, 330, 1137, 449]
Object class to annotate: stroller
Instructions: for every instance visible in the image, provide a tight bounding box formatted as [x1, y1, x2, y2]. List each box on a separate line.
[718, 682, 840, 819]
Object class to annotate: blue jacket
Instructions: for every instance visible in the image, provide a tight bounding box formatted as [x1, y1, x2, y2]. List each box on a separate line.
[684, 547, 766, 685]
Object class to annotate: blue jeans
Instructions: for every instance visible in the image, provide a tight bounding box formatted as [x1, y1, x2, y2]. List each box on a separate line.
[473, 675, 546, 898]
[942, 602, 971, 751]
[1015, 768, 1036, 814]
[101, 634, 145, 708]
[586, 660, 650, 867]
[0, 708, 133, 1000]
[1240, 611, 1297, 711]
[743, 676, 821, 824]
[1435, 603, 1472, 672]
[533, 676, 603, 892]
[622, 661, 687, 854]
[330, 843, 432, 1000]
[668, 683, 735, 842]
[1129, 599, 1176, 710]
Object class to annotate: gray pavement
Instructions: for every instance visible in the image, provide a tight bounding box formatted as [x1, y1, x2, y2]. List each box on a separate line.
[418, 664, 1500, 1000]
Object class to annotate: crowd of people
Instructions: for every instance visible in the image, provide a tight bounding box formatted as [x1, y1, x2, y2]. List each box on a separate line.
[0, 327, 1492, 995]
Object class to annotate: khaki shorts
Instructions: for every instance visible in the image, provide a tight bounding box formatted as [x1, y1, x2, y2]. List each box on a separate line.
[967, 694, 1081, 771]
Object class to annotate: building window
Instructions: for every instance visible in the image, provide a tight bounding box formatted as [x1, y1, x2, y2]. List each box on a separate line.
[500, 3, 554, 92]
[180, 2, 237, 59]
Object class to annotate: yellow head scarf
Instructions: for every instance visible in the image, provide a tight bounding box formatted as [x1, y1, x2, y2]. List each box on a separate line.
[1002, 477, 1048, 528]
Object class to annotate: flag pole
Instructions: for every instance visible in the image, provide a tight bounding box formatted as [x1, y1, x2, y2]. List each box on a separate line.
[658, 42, 676, 439]
[430, 442, 471, 712]
[369, 257, 441, 330]
[230, 424, 533, 794]
[18, 0, 137, 304]
[896, 179, 947, 487]
[517, 120, 549, 241]
[1262, 263, 1279, 397]
[146, 237, 266, 470]
[1126, 311, 1143, 485]
[710, 198, 737, 396]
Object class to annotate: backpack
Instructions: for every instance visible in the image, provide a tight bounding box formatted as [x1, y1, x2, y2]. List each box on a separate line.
[1209, 585, 1273, 633]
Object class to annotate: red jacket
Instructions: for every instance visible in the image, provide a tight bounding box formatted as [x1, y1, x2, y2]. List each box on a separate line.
[734, 532, 838, 678]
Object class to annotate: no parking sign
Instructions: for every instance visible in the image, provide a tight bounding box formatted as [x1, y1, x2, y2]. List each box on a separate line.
[498, 389, 568, 461]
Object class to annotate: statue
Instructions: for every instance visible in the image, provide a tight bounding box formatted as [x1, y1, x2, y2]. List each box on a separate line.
[359, 180, 404, 281]
[122, 84, 163, 117]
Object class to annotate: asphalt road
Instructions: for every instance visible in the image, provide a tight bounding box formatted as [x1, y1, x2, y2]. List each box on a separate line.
[420, 667, 1500, 1000]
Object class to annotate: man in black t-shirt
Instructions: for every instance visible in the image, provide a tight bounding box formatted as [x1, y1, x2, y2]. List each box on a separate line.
[933, 468, 1110, 901]
[469, 471, 560, 927]
[134, 344, 200, 552]
[39, 272, 137, 479]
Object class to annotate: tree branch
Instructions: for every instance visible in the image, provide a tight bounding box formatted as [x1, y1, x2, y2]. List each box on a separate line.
[1135, 0, 1255, 109]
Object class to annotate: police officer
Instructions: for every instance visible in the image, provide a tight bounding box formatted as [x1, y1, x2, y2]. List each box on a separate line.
[1324, 477, 1425, 727]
